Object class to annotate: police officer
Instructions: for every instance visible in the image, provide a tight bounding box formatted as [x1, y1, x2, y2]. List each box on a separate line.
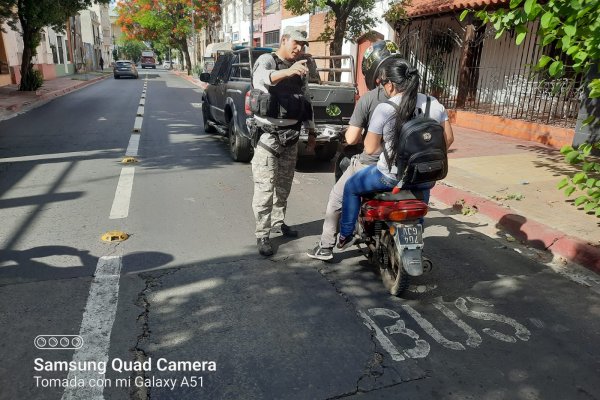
[251, 27, 316, 256]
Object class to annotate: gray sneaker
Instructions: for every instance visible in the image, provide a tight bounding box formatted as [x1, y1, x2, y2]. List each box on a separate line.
[307, 244, 333, 261]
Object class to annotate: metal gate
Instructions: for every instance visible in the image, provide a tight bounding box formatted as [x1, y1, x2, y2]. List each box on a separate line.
[396, 16, 584, 127]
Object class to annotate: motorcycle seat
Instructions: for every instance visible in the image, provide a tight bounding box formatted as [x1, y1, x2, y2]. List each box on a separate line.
[366, 190, 425, 201]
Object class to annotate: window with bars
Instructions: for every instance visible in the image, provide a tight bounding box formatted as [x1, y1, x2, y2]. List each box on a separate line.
[264, 30, 279, 47]
[57, 36, 65, 64]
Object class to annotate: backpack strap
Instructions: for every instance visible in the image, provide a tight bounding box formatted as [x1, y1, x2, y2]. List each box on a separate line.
[425, 96, 431, 118]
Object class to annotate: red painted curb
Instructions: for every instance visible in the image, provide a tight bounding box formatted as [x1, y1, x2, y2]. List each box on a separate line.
[431, 183, 600, 274]
[172, 71, 207, 90]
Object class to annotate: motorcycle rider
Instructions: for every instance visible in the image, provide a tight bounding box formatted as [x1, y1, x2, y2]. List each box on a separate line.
[337, 57, 454, 249]
[307, 40, 405, 261]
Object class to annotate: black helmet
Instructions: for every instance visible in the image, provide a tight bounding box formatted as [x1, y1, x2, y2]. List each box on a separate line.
[362, 40, 401, 90]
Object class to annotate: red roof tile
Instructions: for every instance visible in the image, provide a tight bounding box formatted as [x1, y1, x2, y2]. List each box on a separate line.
[406, 0, 509, 17]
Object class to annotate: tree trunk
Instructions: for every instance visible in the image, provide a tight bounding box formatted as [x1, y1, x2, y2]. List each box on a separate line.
[18, 26, 40, 91]
[456, 22, 485, 108]
[328, 12, 347, 82]
[181, 38, 192, 75]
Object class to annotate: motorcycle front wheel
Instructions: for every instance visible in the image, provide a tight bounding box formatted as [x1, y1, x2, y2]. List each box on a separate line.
[379, 231, 410, 296]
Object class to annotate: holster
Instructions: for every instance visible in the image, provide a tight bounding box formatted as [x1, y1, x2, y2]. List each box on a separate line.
[246, 118, 262, 148]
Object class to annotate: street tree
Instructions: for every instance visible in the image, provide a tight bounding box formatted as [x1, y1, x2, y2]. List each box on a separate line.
[116, 0, 219, 75]
[118, 39, 146, 63]
[284, 0, 379, 78]
[461, 0, 600, 217]
[0, 0, 110, 91]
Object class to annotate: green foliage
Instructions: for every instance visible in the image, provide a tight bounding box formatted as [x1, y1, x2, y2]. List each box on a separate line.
[284, 0, 379, 52]
[461, 0, 599, 98]
[460, 0, 600, 218]
[21, 69, 44, 91]
[383, 0, 411, 27]
[192, 63, 203, 77]
[118, 39, 146, 63]
[0, 0, 110, 91]
[559, 143, 600, 217]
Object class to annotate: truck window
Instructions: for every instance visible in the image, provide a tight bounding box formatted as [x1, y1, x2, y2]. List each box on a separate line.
[209, 53, 233, 85]
[229, 52, 252, 80]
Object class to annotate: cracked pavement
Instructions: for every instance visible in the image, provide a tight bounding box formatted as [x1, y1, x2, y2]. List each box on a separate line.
[2, 69, 600, 400]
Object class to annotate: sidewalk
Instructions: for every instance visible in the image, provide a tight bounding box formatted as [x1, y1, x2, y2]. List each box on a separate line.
[171, 69, 207, 89]
[1, 71, 598, 273]
[0, 71, 110, 121]
[432, 126, 600, 273]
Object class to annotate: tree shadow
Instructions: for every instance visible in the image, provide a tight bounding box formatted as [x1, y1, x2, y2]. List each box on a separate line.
[0, 246, 174, 285]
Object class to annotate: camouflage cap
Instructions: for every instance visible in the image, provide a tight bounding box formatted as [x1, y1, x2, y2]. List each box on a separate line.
[283, 26, 309, 45]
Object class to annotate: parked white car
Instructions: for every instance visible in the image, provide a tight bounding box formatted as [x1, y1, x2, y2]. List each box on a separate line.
[163, 61, 172, 69]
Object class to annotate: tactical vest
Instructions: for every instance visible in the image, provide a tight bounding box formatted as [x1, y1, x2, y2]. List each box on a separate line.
[249, 54, 311, 121]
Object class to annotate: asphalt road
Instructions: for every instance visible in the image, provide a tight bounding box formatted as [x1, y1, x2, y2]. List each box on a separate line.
[1, 69, 599, 400]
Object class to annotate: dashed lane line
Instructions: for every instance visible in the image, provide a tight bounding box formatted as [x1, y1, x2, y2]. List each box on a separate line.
[61, 256, 122, 400]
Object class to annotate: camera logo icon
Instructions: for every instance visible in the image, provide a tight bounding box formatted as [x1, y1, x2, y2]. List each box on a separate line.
[34, 335, 83, 350]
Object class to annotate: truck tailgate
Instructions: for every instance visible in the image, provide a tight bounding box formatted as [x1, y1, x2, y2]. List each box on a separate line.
[308, 84, 355, 125]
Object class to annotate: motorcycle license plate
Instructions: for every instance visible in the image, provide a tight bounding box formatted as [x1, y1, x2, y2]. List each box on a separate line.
[397, 224, 423, 245]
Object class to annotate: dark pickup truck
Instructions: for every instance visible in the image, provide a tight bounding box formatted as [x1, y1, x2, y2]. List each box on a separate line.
[200, 47, 356, 162]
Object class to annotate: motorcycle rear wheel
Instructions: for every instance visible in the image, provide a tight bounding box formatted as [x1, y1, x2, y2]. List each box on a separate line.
[379, 232, 410, 296]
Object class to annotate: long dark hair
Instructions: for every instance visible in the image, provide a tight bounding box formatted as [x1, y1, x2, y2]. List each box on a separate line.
[379, 58, 420, 162]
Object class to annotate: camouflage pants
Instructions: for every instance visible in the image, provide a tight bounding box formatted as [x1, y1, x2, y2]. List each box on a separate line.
[251, 143, 298, 238]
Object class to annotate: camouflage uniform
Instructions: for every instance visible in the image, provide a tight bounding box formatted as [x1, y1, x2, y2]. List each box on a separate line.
[251, 138, 298, 238]
[250, 50, 314, 240]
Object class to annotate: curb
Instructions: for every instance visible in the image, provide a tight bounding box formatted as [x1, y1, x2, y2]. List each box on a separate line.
[172, 70, 207, 90]
[431, 183, 600, 274]
[0, 74, 110, 119]
[38, 74, 109, 102]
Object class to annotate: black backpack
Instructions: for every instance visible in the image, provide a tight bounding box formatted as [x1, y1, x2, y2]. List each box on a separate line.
[382, 97, 448, 185]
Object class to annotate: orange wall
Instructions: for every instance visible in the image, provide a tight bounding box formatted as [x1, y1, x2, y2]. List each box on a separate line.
[448, 110, 575, 148]
[10, 63, 57, 86]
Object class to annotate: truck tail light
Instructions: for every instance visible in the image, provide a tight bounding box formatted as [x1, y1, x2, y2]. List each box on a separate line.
[245, 91, 253, 116]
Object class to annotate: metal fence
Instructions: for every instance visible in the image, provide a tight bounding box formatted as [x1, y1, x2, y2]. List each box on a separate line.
[396, 17, 584, 127]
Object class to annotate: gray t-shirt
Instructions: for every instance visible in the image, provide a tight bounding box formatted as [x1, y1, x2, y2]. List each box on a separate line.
[252, 52, 314, 153]
[347, 87, 388, 165]
[368, 93, 449, 181]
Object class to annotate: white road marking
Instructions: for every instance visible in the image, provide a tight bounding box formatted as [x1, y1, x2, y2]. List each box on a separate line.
[139, 98, 145, 106]
[433, 300, 482, 348]
[136, 106, 144, 116]
[401, 304, 465, 351]
[133, 116, 143, 132]
[358, 310, 405, 361]
[125, 135, 140, 157]
[61, 256, 122, 400]
[455, 297, 531, 342]
[0, 149, 121, 163]
[109, 167, 135, 219]
[368, 308, 430, 359]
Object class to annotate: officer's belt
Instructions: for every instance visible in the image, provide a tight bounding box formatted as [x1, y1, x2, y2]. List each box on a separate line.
[258, 141, 280, 158]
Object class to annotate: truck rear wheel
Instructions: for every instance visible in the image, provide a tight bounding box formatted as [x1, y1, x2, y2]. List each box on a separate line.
[229, 119, 252, 162]
[315, 142, 339, 161]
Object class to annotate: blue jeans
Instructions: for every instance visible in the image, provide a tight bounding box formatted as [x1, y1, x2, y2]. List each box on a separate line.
[339, 165, 433, 238]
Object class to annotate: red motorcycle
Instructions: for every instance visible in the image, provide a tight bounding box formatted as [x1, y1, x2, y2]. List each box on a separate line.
[357, 187, 432, 296]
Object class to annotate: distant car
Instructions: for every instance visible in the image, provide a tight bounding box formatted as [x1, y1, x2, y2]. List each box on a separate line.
[113, 60, 138, 79]
[163, 61, 172, 69]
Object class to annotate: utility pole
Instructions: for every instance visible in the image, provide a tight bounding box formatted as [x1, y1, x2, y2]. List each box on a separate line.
[249, 0, 253, 48]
